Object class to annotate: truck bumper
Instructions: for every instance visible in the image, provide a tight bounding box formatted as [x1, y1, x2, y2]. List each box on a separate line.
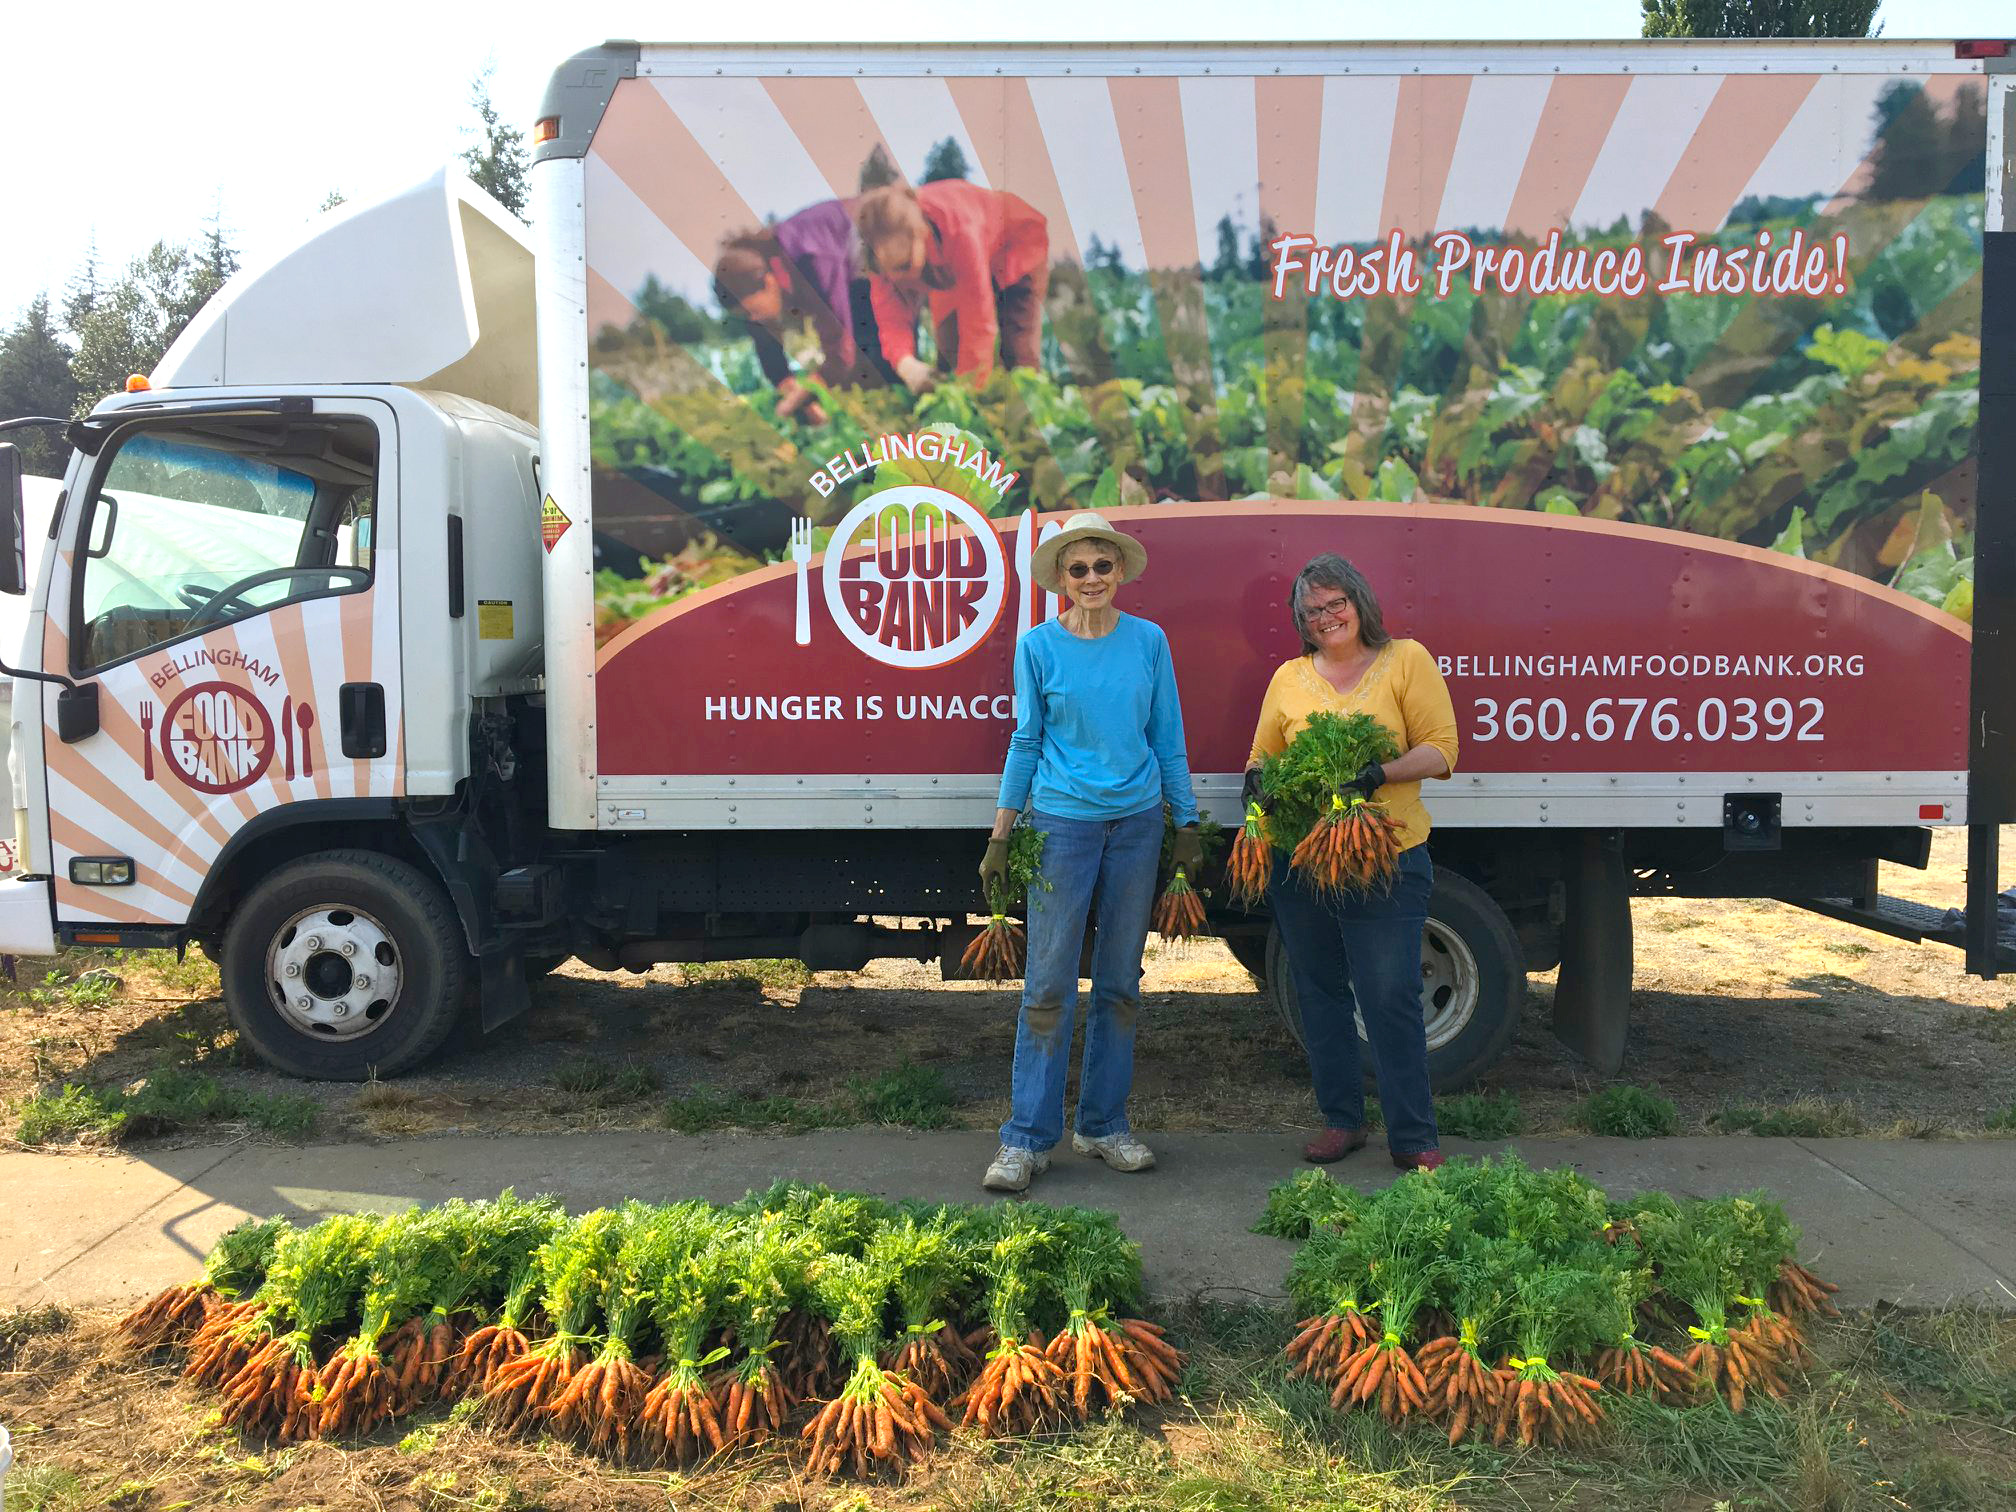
[0, 876, 55, 956]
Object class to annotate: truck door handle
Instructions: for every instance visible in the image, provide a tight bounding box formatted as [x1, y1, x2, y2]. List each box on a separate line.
[338, 682, 386, 759]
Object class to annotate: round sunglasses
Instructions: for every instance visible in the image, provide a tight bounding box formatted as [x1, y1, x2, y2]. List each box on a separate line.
[1065, 558, 1117, 580]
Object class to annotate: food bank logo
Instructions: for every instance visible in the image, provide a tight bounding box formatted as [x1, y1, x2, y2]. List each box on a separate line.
[818, 485, 1006, 670]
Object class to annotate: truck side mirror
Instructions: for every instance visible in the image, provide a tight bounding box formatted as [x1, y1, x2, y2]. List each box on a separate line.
[0, 443, 23, 596]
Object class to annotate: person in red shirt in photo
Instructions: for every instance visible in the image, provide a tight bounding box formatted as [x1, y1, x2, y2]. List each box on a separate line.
[854, 181, 1049, 390]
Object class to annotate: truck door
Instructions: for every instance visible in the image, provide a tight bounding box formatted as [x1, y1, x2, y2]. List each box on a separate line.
[42, 400, 402, 932]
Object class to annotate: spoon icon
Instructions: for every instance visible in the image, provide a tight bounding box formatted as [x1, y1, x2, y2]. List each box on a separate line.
[297, 703, 316, 777]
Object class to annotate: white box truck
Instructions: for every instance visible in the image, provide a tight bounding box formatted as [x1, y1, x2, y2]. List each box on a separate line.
[0, 37, 2008, 1083]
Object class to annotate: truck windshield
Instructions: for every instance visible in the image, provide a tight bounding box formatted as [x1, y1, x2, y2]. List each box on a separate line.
[71, 416, 377, 672]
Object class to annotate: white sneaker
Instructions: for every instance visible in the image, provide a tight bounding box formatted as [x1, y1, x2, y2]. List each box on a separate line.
[1073, 1130, 1156, 1173]
[983, 1144, 1051, 1193]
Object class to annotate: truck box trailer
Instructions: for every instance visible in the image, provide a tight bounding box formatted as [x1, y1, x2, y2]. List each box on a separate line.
[0, 36, 2008, 1083]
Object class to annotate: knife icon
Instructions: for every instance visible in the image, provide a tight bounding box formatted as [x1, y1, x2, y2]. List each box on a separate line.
[281, 696, 294, 780]
[1015, 508, 1034, 641]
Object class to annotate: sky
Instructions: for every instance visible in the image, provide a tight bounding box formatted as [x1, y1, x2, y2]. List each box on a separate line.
[2, 0, 2009, 324]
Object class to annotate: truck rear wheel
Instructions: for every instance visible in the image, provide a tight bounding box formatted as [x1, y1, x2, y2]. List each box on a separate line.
[221, 849, 469, 1080]
[1263, 869, 1525, 1091]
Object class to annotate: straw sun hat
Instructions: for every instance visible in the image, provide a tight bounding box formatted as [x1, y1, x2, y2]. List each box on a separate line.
[1029, 511, 1148, 593]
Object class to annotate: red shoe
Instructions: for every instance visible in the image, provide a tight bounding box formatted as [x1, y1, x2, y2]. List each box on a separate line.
[1392, 1149, 1445, 1173]
[1302, 1126, 1369, 1164]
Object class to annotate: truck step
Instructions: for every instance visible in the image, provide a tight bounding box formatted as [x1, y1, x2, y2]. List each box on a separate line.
[1794, 893, 2016, 970]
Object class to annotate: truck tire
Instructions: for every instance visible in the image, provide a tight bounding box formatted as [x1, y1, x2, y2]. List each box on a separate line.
[221, 849, 470, 1081]
[1262, 869, 1525, 1091]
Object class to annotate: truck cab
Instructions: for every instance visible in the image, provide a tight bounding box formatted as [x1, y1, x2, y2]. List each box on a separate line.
[0, 172, 549, 1078]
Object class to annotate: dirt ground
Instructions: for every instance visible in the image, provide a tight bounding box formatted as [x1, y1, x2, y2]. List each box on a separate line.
[5, 1301, 2014, 1512]
[2, 828, 2011, 1148]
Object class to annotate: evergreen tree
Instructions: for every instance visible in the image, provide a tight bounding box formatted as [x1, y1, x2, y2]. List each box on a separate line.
[1211, 215, 1243, 281]
[67, 231, 239, 409]
[921, 136, 970, 183]
[1641, 0, 1880, 37]
[858, 143, 902, 192]
[62, 235, 102, 336]
[461, 65, 529, 218]
[0, 295, 78, 471]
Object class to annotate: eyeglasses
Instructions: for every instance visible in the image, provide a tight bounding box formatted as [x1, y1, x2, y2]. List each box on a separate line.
[1302, 597, 1354, 626]
[1065, 559, 1117, 580]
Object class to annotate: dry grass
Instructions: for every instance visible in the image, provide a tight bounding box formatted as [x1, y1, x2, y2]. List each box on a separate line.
[4, 1301, 2012, 1511]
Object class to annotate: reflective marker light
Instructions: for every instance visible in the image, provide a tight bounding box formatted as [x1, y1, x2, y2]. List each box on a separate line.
[69, 857, 135, 886]
[533, 116, 560, 146]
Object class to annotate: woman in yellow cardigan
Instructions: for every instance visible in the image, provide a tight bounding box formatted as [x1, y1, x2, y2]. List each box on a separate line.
[1245, 554, 1460, 1171]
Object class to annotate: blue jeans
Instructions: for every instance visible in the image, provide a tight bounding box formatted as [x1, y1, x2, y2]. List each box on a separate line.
[998, 805, 1163, 1153]
[1268, 844, 1439, 1156]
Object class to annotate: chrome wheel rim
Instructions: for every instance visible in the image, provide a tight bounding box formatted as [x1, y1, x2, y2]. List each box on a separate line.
[265, 904, 403, 1041]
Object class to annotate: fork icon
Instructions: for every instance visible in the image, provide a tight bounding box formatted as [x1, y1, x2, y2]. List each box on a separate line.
[138, 701, 155, 781]
[790, 517, 814, 647]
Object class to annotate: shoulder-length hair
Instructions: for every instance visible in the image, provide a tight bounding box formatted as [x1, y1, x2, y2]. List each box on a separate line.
[1289, 554, 1391, 655]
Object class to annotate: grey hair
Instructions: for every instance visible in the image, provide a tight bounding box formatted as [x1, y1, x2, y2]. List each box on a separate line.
[1289, 554, 1390, 655]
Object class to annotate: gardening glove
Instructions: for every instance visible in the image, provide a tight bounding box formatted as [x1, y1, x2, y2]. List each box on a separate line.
[978, 836, 1011, 898]
[1345, 761, 1386, 799]
[1170, 825, 1204, 877]
[1241, 768, 1271, 814]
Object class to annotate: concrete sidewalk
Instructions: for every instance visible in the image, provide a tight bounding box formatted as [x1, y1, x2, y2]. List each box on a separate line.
[3, 1132, 2011, 1313]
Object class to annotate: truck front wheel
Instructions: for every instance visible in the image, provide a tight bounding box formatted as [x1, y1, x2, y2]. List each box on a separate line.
[1263, 868, 1525, 1092]
[221, 849, 470, 1080]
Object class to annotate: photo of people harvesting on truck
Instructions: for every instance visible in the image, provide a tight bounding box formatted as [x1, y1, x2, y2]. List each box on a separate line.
[854, 179, 1051, 390]
[711, 197, 899, 426]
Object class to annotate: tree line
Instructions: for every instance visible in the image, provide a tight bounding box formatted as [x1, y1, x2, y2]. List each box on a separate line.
[0, 70, 529, 473]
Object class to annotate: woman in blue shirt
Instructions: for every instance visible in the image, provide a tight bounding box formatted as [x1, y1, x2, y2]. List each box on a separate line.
[980, 511, 1202, 1192]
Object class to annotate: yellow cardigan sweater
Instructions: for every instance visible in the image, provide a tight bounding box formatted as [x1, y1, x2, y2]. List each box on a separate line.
[1246, 640, 1460, 851]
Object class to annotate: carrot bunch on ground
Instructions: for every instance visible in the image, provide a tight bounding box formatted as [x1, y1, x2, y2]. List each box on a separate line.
[955, 1230, 1066, 1438]
[313, 1214, 438, 1440]
[451, 1261, 540, 1397]
[800, 1254, 949, 1477]
[1265, 1155, 1839, 1448]
[1043, 1221, 1183, 1414]
[1770, 1258, 1842, 1318]
[215, 1213, 380, 1443]
[875, 1215, 979, 1404]
[713, 1216, 808, 1445]
[1490, 1271, 1608, 1448]
[1224, 802, 1272, 909]
[125, 1184, 1183, 1479]
[123, 1216, 285, 1354]
[550, 1206, 665, 1457]
[485, 1210, 622, 1435]
[1418, 1280, 1510, 1448]
[1285, 1299, 1379, 1386]
[636, 1206, 734, 1465]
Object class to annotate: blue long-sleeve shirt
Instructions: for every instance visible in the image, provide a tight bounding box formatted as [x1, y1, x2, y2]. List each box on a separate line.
[996, 614, 1199, 825]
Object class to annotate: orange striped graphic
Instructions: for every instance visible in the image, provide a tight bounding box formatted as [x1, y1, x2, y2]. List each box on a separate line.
[763, 76, 904, 200]
[1380, 75, 1474, 239]
[50, 811, 196, 909]
[1504, 75, 1634, 236]
[1108, 75, 1223, 496]
[1654, 73, 1819, 233]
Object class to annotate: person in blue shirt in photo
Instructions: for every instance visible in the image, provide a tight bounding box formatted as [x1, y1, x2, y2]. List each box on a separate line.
[980, 511, 1202, 1193]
